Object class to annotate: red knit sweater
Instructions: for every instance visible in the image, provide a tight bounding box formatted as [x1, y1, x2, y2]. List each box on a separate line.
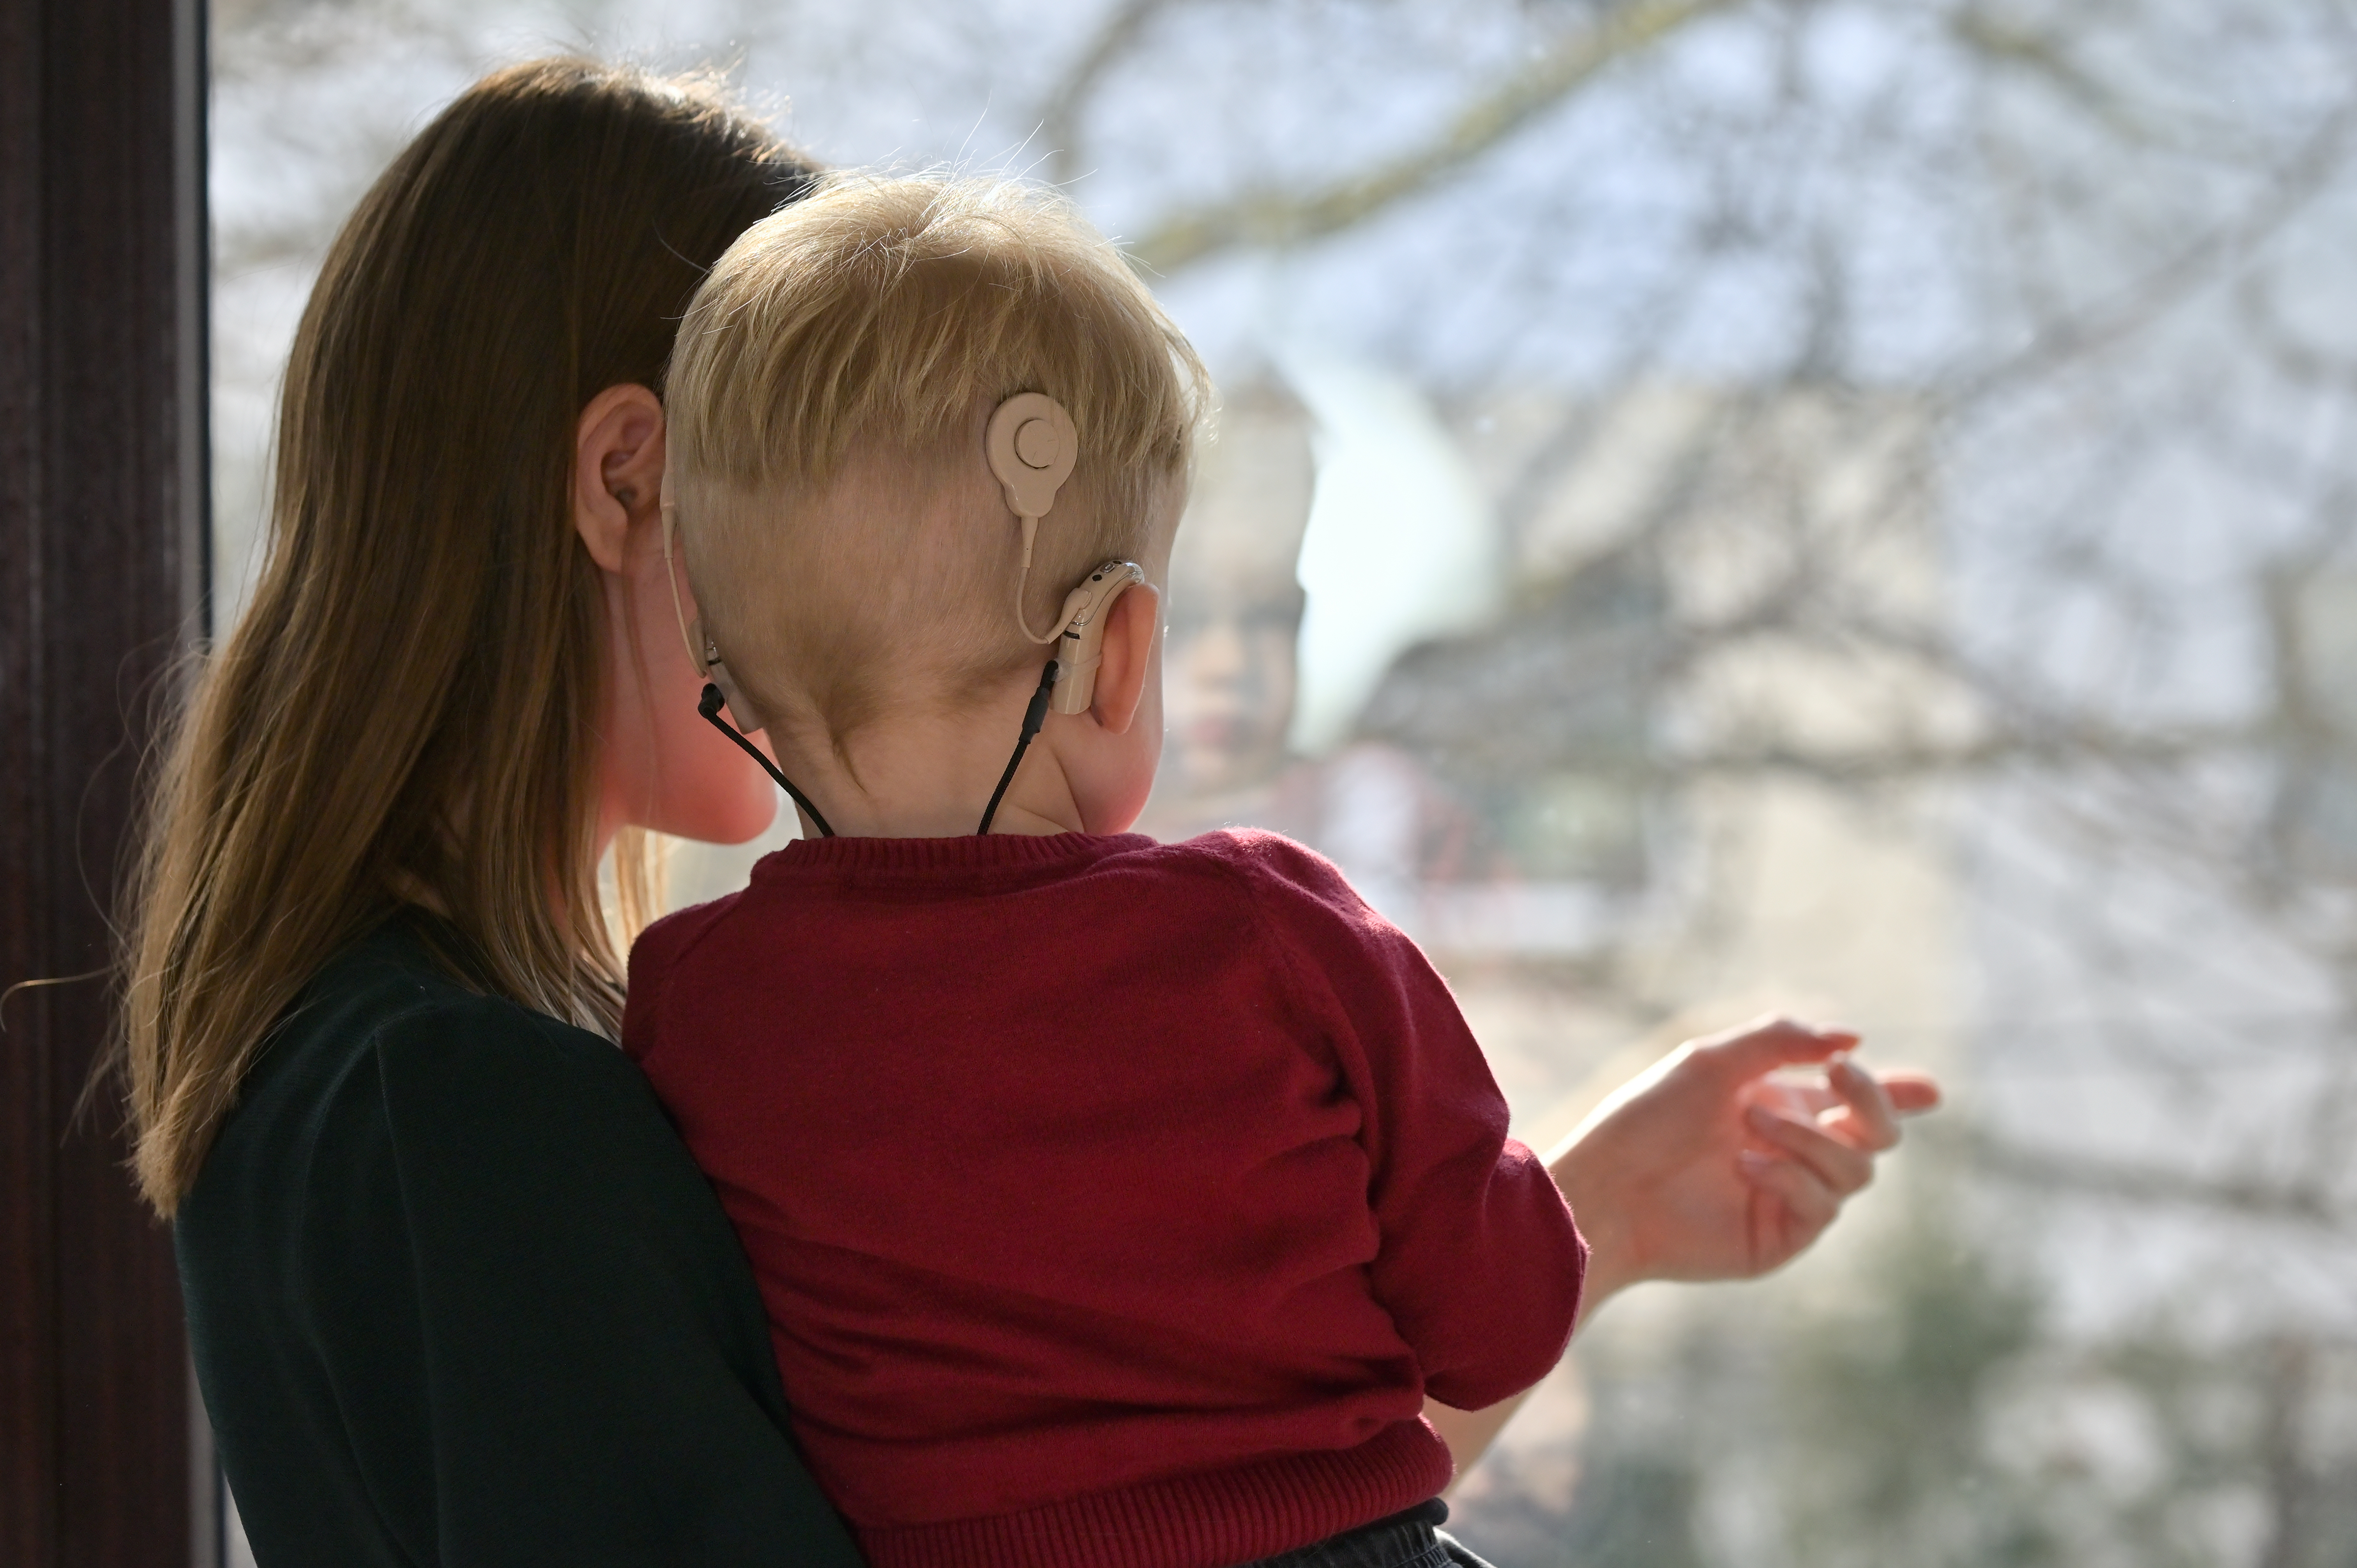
[623, 830, 1584, 1568]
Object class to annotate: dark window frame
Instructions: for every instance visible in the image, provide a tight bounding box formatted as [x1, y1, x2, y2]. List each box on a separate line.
[1, 0, 215, 1563]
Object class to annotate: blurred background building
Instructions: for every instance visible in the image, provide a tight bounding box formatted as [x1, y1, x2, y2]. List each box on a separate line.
[210, 2, 2357, 1563]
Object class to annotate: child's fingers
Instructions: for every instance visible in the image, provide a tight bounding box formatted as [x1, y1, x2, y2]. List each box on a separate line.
[1745, 1103, 1874, 1195]
[1737, 1151, 1839, 1237]
[1880, 1071, 1942, 1115]
[1825, 1056, 1901, 1151]
[1696, 1014, 1861, 1081]
[1742, 1075, 1827, 1120]
[1747, 1064, 1940, 1132]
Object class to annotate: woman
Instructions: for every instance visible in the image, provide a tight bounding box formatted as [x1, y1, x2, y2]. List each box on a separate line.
[128, 59, 856, 1565]
[125, 54, 1931, 1568]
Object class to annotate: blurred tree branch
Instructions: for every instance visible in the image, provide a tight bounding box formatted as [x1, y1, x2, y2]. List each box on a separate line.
[1037, 0, 1179, 188]
[1962, 90, 2357, 397]
[1127, 0, 1737, 273]
[1951, 8, 2149, 143]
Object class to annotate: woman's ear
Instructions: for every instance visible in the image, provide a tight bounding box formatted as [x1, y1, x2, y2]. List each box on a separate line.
[1089, 581, 1161, 735]
[573, 383, 666, 572]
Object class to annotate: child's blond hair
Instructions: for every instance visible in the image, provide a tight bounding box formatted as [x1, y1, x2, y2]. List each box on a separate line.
[666, 173, 1209, 749]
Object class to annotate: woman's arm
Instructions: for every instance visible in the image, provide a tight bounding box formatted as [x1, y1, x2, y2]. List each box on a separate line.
[1424, 1016, 1940, 1478]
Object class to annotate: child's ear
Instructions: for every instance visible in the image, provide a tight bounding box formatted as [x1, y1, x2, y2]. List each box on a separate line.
[1088, 581, 1160, 735]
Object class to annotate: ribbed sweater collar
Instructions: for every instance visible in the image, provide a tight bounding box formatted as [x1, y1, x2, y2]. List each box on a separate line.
[754, 831, 1155, 881]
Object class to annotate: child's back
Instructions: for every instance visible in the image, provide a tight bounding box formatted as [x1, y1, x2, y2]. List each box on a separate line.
[636, 174, 1583, 1568]
[627, 829, 1579, 1564]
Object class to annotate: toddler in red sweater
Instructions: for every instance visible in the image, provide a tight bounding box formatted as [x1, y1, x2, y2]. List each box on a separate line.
[625, 173, 1585, 1568]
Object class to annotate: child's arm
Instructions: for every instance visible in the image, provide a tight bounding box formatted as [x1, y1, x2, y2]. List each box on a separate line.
[1220, 832, 1587, 1406]
[1426, 1015, 1939, 1477]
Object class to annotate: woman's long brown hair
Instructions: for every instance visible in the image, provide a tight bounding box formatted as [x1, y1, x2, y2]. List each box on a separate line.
[122, 58, 814, 1215]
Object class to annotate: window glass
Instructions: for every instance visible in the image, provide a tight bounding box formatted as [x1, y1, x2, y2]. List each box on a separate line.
[214, 3, 2357, 1559]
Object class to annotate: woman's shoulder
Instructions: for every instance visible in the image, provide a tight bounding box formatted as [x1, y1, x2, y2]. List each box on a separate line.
[180, 910, 779, 1404]
[280, 911, 612, 1064]
[178, 917, 867, 1568]
[193, 914, 669, 1220]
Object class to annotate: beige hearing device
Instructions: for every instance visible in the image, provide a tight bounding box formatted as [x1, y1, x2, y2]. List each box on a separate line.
[1044, 560, 1148, 715]
[984, 392, 1143, 713]
[987, 392, 1088, 643]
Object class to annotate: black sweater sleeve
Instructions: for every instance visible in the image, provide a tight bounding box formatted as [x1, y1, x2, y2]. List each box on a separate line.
[180, 927, 864, 1568]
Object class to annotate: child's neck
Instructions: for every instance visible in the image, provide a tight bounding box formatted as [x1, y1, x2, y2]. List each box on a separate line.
[769, 692, 1088, 840]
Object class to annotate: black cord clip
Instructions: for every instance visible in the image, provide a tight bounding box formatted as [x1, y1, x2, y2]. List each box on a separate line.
[977, 657, 1059, 835]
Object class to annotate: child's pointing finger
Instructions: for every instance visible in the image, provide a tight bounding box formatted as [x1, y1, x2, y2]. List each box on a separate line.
[1696, 1014, 1862, 1080]
[1879, 1071, 1942, 1116]
[1744, 1102, 1875, 1196]
[1823, 1055, 1902, 1152]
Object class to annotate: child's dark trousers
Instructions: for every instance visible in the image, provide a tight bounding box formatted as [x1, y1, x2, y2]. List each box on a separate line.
[1232, 1501, 1495, 1568]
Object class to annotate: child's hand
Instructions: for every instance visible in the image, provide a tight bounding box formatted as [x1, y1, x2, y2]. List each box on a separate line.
[1545, 1015, 1940, 1314]
[1428, 1018, 1938, 1485]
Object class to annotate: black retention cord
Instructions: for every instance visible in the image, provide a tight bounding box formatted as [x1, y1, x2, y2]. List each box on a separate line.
[977, 657, 1060, 836]
[698, 683, 836, 839]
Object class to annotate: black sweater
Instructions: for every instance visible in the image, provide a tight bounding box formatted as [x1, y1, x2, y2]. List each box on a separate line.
[177, 916, 864, 1567]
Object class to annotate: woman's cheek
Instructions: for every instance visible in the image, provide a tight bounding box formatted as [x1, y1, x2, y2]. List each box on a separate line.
[659, 689, 780, 843]
[631, 549, 780, 844]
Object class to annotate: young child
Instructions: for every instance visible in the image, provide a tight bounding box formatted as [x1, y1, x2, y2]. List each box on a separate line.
[626, 174, 1585, 1568]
